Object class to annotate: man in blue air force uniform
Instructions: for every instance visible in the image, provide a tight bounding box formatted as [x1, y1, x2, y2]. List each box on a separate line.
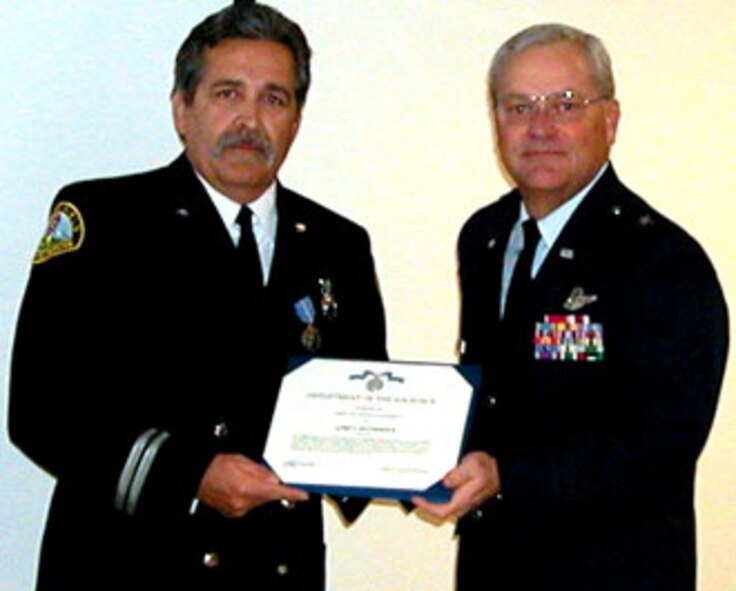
[413, 24, 728, 591]
[10, 3, 386, 590]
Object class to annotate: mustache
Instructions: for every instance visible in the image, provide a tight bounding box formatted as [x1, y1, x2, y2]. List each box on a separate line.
[214, 129, 274, 162]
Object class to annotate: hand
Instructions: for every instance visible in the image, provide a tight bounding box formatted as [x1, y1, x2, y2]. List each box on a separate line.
[197, 453, 309, 518]
[412, 451, 500, 520]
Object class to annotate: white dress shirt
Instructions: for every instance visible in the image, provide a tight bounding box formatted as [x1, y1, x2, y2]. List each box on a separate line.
[197, 174, 278, 285]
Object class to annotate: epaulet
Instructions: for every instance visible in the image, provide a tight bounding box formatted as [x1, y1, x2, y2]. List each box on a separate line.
[32, 200, 86, 265]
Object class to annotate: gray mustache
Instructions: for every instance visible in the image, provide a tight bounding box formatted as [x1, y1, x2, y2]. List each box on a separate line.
[215, 130, 273, 161]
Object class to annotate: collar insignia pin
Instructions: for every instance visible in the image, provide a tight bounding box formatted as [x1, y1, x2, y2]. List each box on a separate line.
[295, 222, 307, 233]
[487, 238, 496, 249]
[560, 248, 575, 260]
[638, 214, 654, 227]
[563, 287, 598, 312]
[175, 208, 190, 217]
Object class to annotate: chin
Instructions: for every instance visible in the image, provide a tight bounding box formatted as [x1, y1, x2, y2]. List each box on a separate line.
[520, 171, 568, 190]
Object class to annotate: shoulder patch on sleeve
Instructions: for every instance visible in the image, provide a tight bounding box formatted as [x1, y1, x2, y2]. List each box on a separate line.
[33, 201, 86, 264]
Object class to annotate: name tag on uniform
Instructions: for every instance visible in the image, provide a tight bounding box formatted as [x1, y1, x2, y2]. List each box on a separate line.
[534, 315, 604, 361]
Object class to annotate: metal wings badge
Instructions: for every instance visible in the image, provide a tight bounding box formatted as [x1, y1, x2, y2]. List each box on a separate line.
[563, 287, 598, 312]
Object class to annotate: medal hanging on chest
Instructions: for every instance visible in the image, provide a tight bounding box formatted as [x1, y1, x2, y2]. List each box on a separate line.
[294, 296, 321, 353]
[319, 278, 338, 320]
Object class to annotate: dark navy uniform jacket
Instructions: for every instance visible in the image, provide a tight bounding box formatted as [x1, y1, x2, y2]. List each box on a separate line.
[456, 166, 728, 591]
[10, 155, 387, 591]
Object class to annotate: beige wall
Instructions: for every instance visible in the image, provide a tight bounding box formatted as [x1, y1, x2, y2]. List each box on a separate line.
[1, 2, 733, 589]
[281, 2, 736, 589]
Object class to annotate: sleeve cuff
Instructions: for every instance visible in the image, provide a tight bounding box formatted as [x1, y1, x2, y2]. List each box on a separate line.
[114, 428, 171, 516]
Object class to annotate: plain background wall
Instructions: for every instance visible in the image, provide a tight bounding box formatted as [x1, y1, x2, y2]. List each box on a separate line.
[1, 2, 733, 590]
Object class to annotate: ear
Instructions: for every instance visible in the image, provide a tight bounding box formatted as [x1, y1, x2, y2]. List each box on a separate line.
[603, 99, 621, 147]
[289, 109, 302, 142]
[171, 91, 189, 142]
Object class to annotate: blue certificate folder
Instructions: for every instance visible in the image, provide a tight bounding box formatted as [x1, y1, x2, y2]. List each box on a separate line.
[265, 357, 481, 503]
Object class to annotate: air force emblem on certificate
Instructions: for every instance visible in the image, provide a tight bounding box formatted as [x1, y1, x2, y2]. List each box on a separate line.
[33, 201, 85, 264]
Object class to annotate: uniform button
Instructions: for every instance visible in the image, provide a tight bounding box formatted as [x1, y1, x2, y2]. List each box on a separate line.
[203, 552, 220, 568]
[486, 396, 497, 409]
[280, 499, 295, 510]
[276, 563, 289, 576]
[213, 423, 229, 439]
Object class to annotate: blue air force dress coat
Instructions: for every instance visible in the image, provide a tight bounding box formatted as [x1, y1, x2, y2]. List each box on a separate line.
[456, 167, 728, 591]
[9, 155, 387, 591]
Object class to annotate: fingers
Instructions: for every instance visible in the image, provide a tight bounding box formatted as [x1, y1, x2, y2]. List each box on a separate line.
[411, 495, 459, 520]
[412, 452, 501, 521]
[198, 453, 309, 518]
[443, 463, 471, 489]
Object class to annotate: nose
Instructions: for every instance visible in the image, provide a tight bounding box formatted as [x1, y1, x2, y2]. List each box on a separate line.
[526, 104, 558, 138]
[234, 97, 260, 130]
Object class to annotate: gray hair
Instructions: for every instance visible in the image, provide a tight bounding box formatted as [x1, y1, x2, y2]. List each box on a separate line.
[488, 24, 615, 104]
[173, 3, 311, 109]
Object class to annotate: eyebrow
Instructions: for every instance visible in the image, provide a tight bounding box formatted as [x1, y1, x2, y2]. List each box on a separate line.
[209, 79, 294, 100]
[210, 78, 244, 89]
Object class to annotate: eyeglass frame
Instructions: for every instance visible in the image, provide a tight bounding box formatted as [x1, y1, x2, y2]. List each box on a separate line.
[495, 89, 612, 123]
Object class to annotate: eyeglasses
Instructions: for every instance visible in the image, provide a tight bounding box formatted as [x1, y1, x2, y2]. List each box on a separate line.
[496, 90, 611, 124]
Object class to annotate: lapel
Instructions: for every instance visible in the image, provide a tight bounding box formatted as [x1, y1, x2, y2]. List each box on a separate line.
[262, 185, 326, 354]
[475, 193, 521, 323]
[267, 184, 310, 297]
[531, 166, 626, 314]
[162, 154, 236, 255]
[157, 155, 257, 323]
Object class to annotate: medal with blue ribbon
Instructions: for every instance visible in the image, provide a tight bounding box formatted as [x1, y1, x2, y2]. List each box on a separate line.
[294, 296, 321, 352]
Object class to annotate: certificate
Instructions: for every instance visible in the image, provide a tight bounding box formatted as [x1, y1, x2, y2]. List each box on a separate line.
[264, 358, 479, 501]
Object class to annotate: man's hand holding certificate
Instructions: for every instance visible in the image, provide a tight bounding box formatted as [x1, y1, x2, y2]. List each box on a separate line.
[264, 359, 478, 501]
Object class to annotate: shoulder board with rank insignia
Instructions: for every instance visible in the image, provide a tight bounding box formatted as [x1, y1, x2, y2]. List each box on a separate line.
[33, 201, 86, 264]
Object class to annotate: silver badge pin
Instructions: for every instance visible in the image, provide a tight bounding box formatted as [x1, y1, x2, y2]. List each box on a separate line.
[560, 248, 575, 260]
[563, 287, 598, 312]
[319, 278, 338, 320]
[487, 238, 497, 249]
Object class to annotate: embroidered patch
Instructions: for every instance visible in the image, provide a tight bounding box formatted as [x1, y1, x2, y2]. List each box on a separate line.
[33, 201, 85, 264]
[534, 314, 604, 361]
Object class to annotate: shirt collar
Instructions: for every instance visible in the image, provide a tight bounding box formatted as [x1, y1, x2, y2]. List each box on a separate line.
[196, 174, 278, 234]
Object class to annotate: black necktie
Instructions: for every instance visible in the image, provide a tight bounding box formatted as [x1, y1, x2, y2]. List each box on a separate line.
[503, 218, 540, 324]
[235, 205, 264, 288]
